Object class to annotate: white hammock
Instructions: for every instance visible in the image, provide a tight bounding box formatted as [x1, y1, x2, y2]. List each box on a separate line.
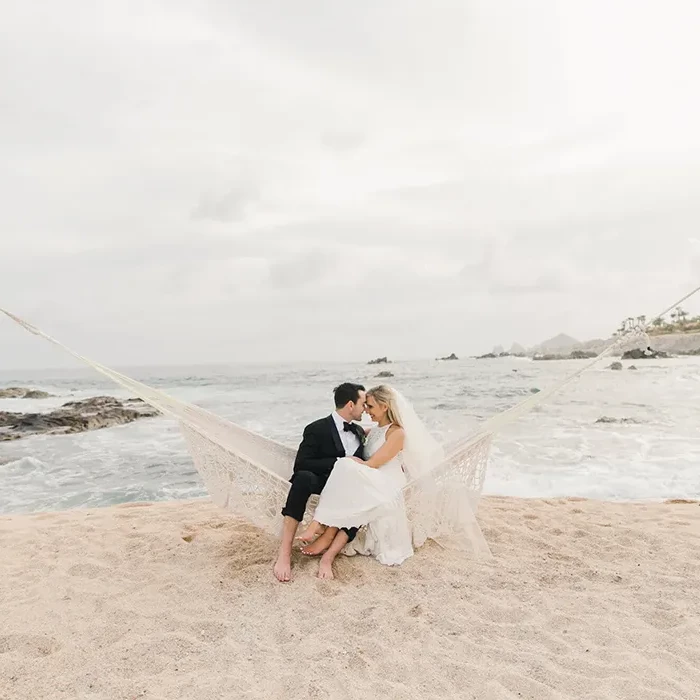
[2, 284, 698, 559]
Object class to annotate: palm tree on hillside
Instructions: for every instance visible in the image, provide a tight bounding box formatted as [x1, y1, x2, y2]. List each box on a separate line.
[671, 306, 689, 328]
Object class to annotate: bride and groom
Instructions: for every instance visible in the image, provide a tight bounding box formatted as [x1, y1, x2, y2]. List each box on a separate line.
[274, 382, 442, 581]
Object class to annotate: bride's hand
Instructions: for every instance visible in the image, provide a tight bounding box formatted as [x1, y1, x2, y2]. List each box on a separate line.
[350, 456, 366, 464]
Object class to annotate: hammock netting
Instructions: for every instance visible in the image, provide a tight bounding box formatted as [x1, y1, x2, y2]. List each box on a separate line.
[3, 299, 685, 560]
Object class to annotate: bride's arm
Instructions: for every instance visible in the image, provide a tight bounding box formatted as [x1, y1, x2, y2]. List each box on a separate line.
[361, 427, 405, 469]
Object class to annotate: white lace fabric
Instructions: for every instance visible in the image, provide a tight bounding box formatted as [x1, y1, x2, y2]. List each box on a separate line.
[313, 424, 405, 529]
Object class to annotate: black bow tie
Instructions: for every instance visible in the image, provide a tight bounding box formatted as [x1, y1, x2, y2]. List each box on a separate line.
[343, 421, 356, 433]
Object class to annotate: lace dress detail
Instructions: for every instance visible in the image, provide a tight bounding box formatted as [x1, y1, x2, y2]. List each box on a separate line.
[313, 424, 413, 566]
[363, 424, 392, 459]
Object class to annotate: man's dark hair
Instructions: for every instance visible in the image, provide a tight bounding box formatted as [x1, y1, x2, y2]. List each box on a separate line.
[333, 382, 365, 408]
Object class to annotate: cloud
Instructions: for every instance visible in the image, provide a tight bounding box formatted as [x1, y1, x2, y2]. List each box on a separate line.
[191, 184, 259, 223]
[320, 131, 367, 152]
[1, 0, 700, 367]
[267, 250, 339, 289]
[489, 273, 566, 297]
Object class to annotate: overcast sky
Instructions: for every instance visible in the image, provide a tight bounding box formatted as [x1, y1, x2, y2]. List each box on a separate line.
[2, 1, 700, 369]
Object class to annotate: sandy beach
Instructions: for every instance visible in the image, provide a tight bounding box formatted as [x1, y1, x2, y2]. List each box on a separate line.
[1, 497, 698, 699]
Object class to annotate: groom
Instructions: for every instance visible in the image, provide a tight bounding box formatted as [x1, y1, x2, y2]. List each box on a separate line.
[273, 382, 367, 582]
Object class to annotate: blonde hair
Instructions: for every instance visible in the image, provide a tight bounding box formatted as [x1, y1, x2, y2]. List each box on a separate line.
[367, 385, 402, 427]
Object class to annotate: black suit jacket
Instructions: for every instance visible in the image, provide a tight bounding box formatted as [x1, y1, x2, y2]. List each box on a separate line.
[293, 415, 365, 479]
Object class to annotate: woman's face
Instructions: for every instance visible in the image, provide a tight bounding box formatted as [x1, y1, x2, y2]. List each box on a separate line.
[365, 395, 388, 423]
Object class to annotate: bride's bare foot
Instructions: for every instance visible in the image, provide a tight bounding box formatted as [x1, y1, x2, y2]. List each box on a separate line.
[317, 554, 334, 579]
[296, 521, 324, 544]
[273, 553, 291, 582]
[301, 527, 336, 556]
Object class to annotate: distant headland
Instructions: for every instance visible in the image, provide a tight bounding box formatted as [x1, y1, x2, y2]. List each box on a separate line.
[476, 307, 700, 360]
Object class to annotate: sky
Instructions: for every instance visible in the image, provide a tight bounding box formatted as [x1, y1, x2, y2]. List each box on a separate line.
[2, 1, 700, 369]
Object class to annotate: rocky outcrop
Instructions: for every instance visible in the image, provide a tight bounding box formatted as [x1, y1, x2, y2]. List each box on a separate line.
[533, 350, 598, 361]
[0, 396, 159, 442]
[0, 387, 54, 399]
[621, 347, 669, 360]
[609, 362, 623, 370]
[569, 350, 598, 360]
[522, 328, 700, 360]
[595, 416, 643, 424]
[437, 353, 458, 361]
[374, 370, 394, 378]
[644, 332, 700, 355]
[367, 357, 390, 365]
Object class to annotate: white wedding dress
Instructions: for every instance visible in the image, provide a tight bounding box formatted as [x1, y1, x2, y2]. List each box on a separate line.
[313, 423, 414, 566]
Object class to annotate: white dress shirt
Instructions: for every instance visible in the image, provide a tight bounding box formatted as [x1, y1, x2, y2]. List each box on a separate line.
[332, 411, 361, 456]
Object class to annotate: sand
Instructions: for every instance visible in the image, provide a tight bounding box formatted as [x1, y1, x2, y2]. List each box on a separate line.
[1, 497, 699, 700]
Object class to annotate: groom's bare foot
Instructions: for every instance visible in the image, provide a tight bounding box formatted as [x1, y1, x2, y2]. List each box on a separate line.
[301, 527, 336, 556]
[273, 553, 291, 582]
[317, 554, 334, 579]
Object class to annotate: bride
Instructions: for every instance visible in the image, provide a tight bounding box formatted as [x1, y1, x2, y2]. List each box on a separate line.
[298, 384, 443, 579]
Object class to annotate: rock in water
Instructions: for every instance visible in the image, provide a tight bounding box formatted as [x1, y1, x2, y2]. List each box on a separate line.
[596, 416, 643, 424]
[0, 387, 54, 399]
[569, 350, 598, 359]
[375, 371, 394, 378]
[0, 396, 159, 442]
[437, 353, 459, 361]
[622, 347, 669, 360]
[24, 390, 53, 399]
[0, 387, 29, 399]
[609, 362, 623, 371]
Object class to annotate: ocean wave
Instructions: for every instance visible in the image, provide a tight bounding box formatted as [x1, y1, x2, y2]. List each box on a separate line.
[3, 357, 700, 513]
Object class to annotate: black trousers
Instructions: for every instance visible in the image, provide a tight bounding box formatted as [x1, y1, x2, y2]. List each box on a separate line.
[282, 470, 359, 542]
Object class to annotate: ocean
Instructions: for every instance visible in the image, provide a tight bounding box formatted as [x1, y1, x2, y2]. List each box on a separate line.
[1, 356, 699, 515]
